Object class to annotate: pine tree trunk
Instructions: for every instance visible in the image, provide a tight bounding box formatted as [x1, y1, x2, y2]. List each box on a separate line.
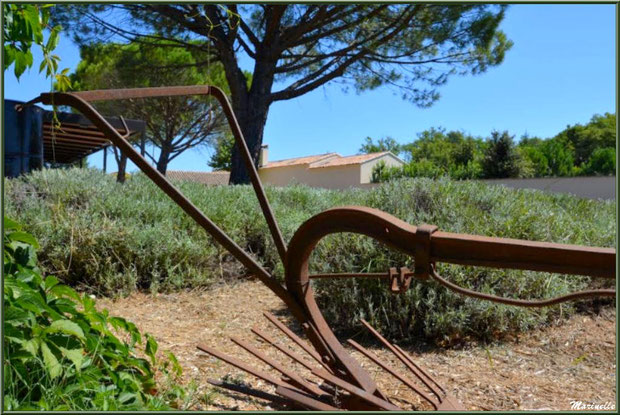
[113, 146, 127, 183]
[228, 90, 272, 184]
[156, 146, 171, 175]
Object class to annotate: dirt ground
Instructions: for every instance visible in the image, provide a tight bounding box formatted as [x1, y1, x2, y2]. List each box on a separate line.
[96, 279, 616, 411]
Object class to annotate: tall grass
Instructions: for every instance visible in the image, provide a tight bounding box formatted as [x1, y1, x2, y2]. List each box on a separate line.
[5, 168, 615, 342]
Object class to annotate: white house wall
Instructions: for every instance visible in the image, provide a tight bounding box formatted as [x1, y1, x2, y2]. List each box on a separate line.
[259, 164, 361, 189]
[359, 154, 404, 183]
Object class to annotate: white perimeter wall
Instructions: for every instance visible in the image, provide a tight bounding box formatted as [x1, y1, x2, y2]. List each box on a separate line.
[478, 176, 616, 200]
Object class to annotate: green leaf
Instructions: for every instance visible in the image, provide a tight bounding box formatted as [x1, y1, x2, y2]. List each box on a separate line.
[14, 51, 27, 79]
[108, 316, 128, 332]
[21, 338, 41, 357]
[38, 58, 47, 74]
[45, 26, 60, 51]
[15, 291, 51, 316]
[118, 392, 137, 404]
[4, 217, 20, 230]
[145, 334, 158, 365]
[166, 351, 183, 377]
[44, 275, 59, 290]
[15, 268, 39, 284]
[4, 307, 31, 323]
[8, 231, 39, 248]
[45, 320, 85, 340]
[41, 342, 62, 379]
[59, 347, 84, 372]
[49, 284, 81, 302]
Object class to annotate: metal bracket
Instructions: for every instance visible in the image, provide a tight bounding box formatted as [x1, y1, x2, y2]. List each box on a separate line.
[414, 224, 438, 281]
[389, 266, 413, 294]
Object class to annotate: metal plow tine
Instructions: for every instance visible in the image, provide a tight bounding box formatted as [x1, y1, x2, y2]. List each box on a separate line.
[359, 319, 444, 400]
[263, 312, 334, 373]
[391, 345, 465, 411]
[251, 326, 317, 372]
[394, 344, 445, 393]
[311, 368, 401, 411]
[230, 336, 327, 398]
[347, 339, 439, 409]
[275, 386, 341, 411]
[197, 344, 297, 391]
[206, 378, 289, 407]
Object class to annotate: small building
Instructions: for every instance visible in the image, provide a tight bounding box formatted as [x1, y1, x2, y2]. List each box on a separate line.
[257, 145, 404, 189]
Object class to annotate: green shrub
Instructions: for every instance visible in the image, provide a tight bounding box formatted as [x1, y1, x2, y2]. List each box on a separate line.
[584, 147, 616, 176]
[5, 168, 616, 342]
[3, 217, 184, 410]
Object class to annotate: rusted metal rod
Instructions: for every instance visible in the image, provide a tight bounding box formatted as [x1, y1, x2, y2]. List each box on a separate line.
[359, 319, 444, 401]
[311, 368, 401, 411]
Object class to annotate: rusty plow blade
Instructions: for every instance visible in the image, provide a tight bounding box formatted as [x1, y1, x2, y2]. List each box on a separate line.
[198, 312, 464, 411]
[22, 85, 616, 411]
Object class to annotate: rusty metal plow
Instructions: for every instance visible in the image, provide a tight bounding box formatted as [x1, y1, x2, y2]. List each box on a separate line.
[21, 85, 616, 411]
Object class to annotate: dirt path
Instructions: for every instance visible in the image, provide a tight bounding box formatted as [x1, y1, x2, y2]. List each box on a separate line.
[96, 279, 616, 411]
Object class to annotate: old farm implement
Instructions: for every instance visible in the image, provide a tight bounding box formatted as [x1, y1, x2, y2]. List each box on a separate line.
[19, 86, 616, 411]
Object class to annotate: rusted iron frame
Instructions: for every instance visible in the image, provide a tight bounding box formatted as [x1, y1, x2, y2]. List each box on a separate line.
[309, 269, 615, 307]
[21, 86, 616, 411]
[291, 207, 614, 308]
[262, 312, 335, 375]
[284, 205, 616, 407]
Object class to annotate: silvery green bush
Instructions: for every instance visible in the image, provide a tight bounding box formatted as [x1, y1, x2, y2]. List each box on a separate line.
[5, 168, 615, 342]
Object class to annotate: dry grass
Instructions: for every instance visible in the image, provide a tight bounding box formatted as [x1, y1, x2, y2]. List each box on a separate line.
[96, 278, 616, 411]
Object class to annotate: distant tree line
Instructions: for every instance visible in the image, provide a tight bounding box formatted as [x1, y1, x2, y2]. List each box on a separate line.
[366, 112, 616, 182]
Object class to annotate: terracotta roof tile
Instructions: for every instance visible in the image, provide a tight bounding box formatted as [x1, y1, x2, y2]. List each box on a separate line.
[166, 170, 229, 185]
[309, 152, 391, 168]
[261, 153, 340, 169]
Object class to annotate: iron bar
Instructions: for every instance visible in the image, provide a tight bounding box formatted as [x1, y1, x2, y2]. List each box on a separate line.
[275, 386, 340, 411]
[359, 319, 444, 400]
[347, 339, 438, 409]
[251, 326, 317, 372]
[197, 344, 298, 391]
[263, 312, 331, 371]
[206, 378, 289, 407]
[230, 336, 326, 397]
[311, 368, 400, 411]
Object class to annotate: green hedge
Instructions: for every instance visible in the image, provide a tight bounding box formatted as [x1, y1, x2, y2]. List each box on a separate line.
[5, 168, 615, 342]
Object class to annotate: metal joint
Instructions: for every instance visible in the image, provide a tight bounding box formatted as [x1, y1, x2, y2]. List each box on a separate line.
[414, 224, 438, 280]
[389, 267, 413, 293]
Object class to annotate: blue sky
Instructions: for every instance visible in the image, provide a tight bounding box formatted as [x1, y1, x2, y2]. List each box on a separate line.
[3, 4, 616, 172]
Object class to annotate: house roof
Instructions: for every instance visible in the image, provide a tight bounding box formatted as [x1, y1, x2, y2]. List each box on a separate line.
[260, 153, 340, 169]
[309, 151, 394, 168]
[261, 151, 401, 170]
[166, 170, 230, 186]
